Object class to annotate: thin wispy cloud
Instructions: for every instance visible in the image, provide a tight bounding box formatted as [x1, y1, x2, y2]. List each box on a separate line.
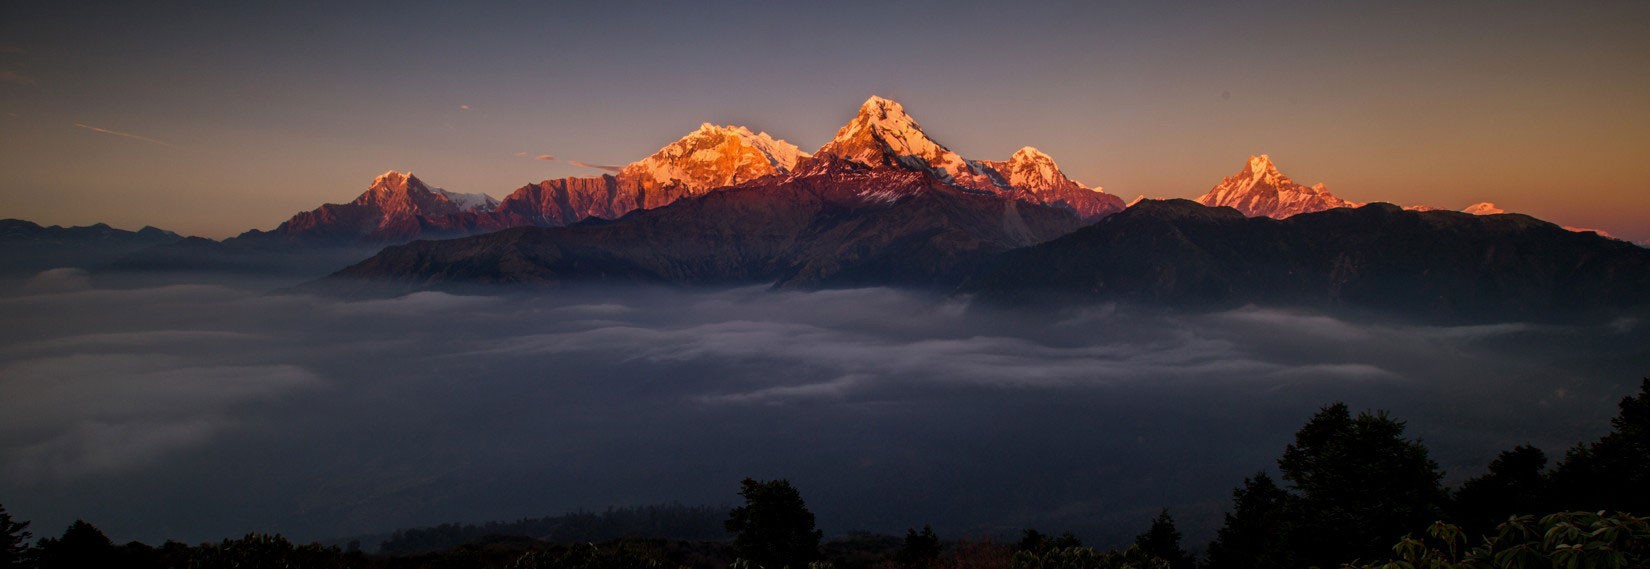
[0, 70, 36, 86]
[513, 152, 528, 157]
[73, 123, 181, 149]
[568, 160, 622, 172]
[523, 151, 622, 171]
[459, 104, 471, 111]
[0, 45, 23, 54]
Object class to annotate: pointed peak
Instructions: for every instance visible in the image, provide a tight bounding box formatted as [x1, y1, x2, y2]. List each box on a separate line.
[823, 96, 930, 156]
[370, 170, 427, 192]
[1198, 154, 1356, 218]
[860, 95, 904, 114]
[1246, 154, 1276, 175]
[817, 96, 1001, 190]
[349, 170, 457, 214]
[1011, 146, 1052, 162]
[853, 96, 919, 128]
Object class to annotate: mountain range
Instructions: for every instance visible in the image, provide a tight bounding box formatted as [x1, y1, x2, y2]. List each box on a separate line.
[235, 96, 1121, 249]
[1189, 154, 1540, 223]
[0, 219, 183, 274]
[298, 99, 1650, 320]
[319, 154, 1084, 294]
[7, 95, 1647, 320]
[310, 96, 1112, 293]
[184, 97, 1605, 249]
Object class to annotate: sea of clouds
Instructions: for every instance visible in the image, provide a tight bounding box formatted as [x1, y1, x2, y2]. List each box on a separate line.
[1, 269, 1645, 547]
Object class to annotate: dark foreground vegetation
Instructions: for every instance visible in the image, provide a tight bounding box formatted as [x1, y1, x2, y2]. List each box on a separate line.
[376, 504, 729, 555]
[3, 378, 1647, 569]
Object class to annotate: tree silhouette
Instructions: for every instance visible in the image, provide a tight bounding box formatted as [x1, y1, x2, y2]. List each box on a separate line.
[725, 478, 822, 569]
[0, 504, 30, 569]
[897, 525, 940, 567]
[1276, 403, 1444, 568]
[1132, 510, 1193, 569]
[1552, 377, 1650, 513]
[1015, 529, 1081, 553]
[35, 520, 116, 569]
[1451, 444, 1550, 537]
[1202, 472, 1294, 569]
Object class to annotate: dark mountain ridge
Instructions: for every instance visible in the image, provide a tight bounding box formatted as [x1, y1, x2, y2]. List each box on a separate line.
[964, 199, 1650, 321]
[0, 218, 184, 275]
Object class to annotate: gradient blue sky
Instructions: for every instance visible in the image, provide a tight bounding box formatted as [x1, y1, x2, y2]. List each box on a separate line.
[2, 1, 1648, 240]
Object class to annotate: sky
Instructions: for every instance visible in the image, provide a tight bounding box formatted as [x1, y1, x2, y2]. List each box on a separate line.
[1, 1, 1648, 241]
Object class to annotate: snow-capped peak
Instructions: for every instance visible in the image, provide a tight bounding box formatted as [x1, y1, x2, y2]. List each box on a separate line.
[364, 170, 428, 195]
[983, 146, 1090, 194]
[1462, 202, 1505, 215]
[1012, 146, 1052, 161]
[816, 95, 1002, 192]
[974, 146, 1123, 219]
[1005, 147, 1076, 190]
[434, 188, 499, 212]
[617, 123, 808, 194]
[370, 170, 424, 191]
[1246, 154, 1276, 176]
[824, 95, 929, 154]
[1195, 154, 1359, 218]
[858, 95, 906, 119]
[352, 171, 495, 213]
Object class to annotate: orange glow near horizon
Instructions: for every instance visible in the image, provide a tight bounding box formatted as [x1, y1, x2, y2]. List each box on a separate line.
[1, 3, 1646, 242]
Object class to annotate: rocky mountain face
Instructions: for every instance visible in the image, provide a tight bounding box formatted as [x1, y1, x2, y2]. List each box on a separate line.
[817, 96, 1124, 220]
[311, 157, 1087, 295]
[247, 96, 1123, 248]
[237, 171, 504, 245]
[490, 124, 810, 227]
[618, 122, 807, 206]
[815, 96, 1007, 193]
[1195, 155, 1359, 218]
[981, 146, 1125, 220]
[305, 97, 1160, 294]
[965, 199, 1650, 321]
[241, 125, 811, 247]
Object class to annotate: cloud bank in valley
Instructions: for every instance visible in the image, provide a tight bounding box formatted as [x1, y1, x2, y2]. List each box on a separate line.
[0, 277, 1644, 547]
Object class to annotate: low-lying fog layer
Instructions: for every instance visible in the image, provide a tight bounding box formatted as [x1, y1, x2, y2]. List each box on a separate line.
[1, 269, 1646, 547]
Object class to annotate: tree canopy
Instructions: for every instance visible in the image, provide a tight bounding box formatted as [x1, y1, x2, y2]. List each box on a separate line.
[725, 478, 822, 569]
[1277, 403, 1444, 567]
[1202, 472, 1293, 569]
[0, 504, 30, 569]
[1131, 510, 1192, 569]
[1551, 377, 1650, 513]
